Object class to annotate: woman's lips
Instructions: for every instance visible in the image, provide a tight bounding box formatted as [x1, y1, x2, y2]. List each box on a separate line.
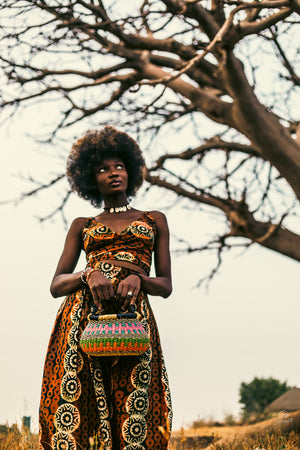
[109, 180, 121, 186]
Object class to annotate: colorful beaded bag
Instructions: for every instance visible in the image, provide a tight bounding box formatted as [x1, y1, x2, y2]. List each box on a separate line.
[80, 305, 150, 357]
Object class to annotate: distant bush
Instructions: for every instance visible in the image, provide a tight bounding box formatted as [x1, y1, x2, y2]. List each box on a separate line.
[191, 413, 244, 428]
[223, 413, 242, 427]
[239, 377, 290, 420]
[191, 415, 223, 428]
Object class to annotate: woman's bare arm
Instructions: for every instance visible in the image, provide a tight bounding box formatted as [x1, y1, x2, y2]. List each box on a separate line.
[50, 218, 86, 297]
[139, 211, 172, 297]
[50, 218, 115, 306]
[117, 211, 172, 307]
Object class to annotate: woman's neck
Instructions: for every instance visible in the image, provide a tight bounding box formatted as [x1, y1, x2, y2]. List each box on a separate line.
[103, 193, 128, 209]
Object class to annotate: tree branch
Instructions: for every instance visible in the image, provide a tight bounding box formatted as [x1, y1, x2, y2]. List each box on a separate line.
[147, 170, 300, 261]
[149, 137, 262, 170]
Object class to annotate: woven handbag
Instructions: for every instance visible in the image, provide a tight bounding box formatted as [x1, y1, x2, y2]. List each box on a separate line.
[80, 305, 150, 357]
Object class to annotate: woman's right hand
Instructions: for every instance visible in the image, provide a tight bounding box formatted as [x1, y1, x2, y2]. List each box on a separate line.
[86, 269, 114, 309]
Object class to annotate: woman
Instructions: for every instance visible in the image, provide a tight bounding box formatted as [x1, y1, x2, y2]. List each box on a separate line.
[39, 127, 173, 450]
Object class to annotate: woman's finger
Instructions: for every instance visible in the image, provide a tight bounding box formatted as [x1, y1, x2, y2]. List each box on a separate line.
[115, 282, 123, 301]
[120, 286, 130, 310]
[120, 284, 129, 302]
[91, 285, 103, 302]
[91, 289, 101, 308]
[130, 289, 138, 305]
[122, 288, 136, 310]
[107, 282, 115, 299]
[101, 283, 112, 301]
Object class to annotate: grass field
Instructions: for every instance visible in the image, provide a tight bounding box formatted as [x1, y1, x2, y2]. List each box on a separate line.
[1, 410, 300, 449]
[170, 410, 300, 449]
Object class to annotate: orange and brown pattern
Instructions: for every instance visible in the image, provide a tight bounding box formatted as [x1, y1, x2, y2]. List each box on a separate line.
[39, 212, 172, 449]
[83, 212, 156, 275]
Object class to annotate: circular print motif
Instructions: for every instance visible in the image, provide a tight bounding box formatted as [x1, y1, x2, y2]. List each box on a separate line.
[129, 221, 154, 241]
[54, 404, 80, 433]
[64, 348, 83, 373]
[98, 419, 112, 446]
[96, 394, 109, 419]
[52, 431, 76, 450]
[122, 415, 147, 445]
[126, 389, 148, 416]
[95, 225, 114, 238]
[100, 262, 114, 272]
[131, 364, 151, 389]
[96, 262, 122, 281]
[93, 379, 104, 394]
[68, 325, 81, 348]
[138, 346, 152, 364]
[61, 372, 81, 402]
[92, 367, 103, 383]
[70, 302, 83, 324]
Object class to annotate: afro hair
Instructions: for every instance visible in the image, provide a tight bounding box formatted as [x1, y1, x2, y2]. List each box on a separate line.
[66, 127, 145, 207]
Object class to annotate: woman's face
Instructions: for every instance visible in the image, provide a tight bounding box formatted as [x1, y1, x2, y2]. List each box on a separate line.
[94, 158, 128, 197]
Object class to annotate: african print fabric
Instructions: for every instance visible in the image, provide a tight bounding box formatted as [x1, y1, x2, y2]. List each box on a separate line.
[39, 212, 172, 449]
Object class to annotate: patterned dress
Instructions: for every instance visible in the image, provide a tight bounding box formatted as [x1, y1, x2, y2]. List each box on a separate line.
[39, 212, 172, 450]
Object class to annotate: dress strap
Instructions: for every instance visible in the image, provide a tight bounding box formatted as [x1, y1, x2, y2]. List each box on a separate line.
[83, 216, 94, 228]
[144, 211, 158, 234]
[80, 217, 94, 249]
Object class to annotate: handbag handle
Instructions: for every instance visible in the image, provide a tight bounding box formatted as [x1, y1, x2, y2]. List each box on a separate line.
[89, 303, 141, 321]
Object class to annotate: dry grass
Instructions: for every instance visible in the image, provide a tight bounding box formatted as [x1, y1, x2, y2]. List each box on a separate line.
[208, 429, 300, 450]
[171, 410, 300, 450]
[0, 426, 108, 450]
[0, 424, 38, 450]
[1, 411, 300, 449]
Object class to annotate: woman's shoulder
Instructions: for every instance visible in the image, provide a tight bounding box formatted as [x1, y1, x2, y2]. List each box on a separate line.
[69, 216, 93, 233]
[146, 210, 168, 228]
[147, 210, 167, 220]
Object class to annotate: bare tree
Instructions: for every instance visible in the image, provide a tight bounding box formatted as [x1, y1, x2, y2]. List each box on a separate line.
[1, 0, 299, 283]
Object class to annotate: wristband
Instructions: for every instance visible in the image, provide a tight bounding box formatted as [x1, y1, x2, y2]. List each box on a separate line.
[81, 269, 88, 284]
[86, 268, 100, 283]
[133, 273, 144, 284]
[81, 272, 87, 284]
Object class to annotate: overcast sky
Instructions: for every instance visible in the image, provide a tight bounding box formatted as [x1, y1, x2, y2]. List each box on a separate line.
[0, 126, 299, 432]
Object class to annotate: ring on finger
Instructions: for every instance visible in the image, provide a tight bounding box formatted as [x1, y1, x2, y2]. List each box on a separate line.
[127, 291, 133, 297]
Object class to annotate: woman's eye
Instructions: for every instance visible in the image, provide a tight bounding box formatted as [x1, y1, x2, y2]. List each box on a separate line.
[116, 164, 124, 169]
[96, 167, 105, 174]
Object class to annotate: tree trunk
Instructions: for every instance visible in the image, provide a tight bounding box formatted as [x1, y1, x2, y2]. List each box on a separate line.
[222, 52, 300, 199]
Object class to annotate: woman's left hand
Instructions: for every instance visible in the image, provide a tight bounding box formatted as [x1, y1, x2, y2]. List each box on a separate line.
[115, 274, 141, 310]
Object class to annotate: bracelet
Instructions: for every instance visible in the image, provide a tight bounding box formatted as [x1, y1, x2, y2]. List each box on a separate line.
[133, 273, 144, 284]
[86, 268, 100, 283]
[80, 270, 88, 284]
[81, 266, 91, 284]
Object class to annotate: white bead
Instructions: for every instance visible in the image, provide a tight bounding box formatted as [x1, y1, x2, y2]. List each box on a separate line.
[106, 204, 131, 213]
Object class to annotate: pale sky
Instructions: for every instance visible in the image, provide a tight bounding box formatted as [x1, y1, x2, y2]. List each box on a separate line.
[0, 129, 299, 433]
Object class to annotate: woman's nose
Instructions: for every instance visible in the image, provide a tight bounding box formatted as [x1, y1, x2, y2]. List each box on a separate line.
[108, 168, 119, 178]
